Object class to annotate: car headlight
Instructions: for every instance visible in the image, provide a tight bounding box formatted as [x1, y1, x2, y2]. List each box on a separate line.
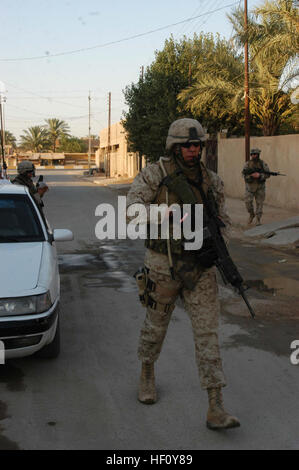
[0, 292, 52, 316]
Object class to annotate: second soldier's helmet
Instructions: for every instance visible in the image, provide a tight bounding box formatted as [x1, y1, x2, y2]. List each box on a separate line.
[166, 118, 207, 151]
[250, 148, 261, 155]
[17, 160, 35, 176]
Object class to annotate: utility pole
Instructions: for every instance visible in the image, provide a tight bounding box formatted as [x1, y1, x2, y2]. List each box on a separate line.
[88, 91, 91, 171]
[188, 63, 192, 86]
[0, 100, 5, 174]
[107, 92, 111, 178]
[0, 81, 7, 178]
[140, 65, 144, 81]
[244, 0, 250, 161]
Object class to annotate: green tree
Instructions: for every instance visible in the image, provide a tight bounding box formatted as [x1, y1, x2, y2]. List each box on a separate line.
[20, 126, 50, 152]
[57, 135, 88, 153]
[123, 33, 249, 161]
[178, 36, 245, 136]
[44, 118, 70, 152]
[123, 35, 211, 162]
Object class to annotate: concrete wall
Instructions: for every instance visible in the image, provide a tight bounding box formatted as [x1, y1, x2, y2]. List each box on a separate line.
[218, 134, 299, 210]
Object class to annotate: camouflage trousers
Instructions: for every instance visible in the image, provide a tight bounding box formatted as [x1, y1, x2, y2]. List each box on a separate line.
[138, 250, 226, 390]
[244, 185, 266, 217]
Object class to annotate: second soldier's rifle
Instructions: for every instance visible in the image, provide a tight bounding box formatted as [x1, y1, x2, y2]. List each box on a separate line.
[243, 167, 286, 177]
[195, 181, 256, 319]
[36, 174, 43, 188]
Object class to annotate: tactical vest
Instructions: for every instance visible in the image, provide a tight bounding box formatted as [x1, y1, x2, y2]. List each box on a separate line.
[247, 158, 264, 171]
[245, 158, 266, 190]
[12, 174, 37, 198]
[145, 158, 213, 255]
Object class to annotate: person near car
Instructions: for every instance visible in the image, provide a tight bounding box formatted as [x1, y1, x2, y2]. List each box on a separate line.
[12, 161, 45, 213]
[12, 161, 37, 196]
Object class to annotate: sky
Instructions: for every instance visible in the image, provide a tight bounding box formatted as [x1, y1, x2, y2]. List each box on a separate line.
[0, 0, 264, 142]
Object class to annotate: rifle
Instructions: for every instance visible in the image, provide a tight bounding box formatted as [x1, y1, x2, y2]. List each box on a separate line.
[243, 167, 286, 177]
[196, 184, 256, 319]
[36, 174, 43, 188]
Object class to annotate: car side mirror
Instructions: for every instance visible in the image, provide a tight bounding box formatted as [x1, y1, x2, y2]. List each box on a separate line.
[53, 229, 74, 242]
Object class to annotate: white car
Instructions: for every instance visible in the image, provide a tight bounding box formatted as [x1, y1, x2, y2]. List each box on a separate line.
[0, 182, 73, 360]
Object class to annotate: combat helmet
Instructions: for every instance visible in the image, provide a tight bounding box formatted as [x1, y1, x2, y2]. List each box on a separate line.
[250, 148, 261, 155]
[17, 160, 35, 176]
[166, 118, 207, 151]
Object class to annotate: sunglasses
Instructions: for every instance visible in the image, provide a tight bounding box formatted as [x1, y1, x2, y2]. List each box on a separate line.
[181, 142, 201, 149]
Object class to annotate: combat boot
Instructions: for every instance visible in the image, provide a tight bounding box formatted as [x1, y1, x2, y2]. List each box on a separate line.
[247, 212, 255, 224]
[256, 215, 262, 226]
[138, 362, 157, 404]
[206, 387, 240, 430]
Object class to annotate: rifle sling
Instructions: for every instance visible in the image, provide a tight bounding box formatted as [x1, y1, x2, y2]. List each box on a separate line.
[188, 176, 226, 229]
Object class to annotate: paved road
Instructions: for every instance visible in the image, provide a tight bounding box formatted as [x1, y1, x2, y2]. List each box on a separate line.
[0, 171, 298, 450]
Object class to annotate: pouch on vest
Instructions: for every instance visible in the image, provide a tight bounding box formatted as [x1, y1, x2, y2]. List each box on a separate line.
[162, 170, 198, 204]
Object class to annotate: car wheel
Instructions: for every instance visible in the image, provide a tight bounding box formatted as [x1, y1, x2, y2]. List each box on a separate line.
[36, 317, 60, 359]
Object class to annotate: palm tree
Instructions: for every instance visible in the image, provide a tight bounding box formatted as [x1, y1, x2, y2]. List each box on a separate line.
[178, 37, 245, 136]
[45, 118, 70, 152]
[254, 0, 299, 57]
[4, 130, 17, 148]
[180, 0, 297, 136]
[227, 0, 298, 135]
[20, 126, 50, 152]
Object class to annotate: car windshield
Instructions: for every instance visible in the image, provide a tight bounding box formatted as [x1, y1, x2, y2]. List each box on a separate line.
[0, 194, 45, 243]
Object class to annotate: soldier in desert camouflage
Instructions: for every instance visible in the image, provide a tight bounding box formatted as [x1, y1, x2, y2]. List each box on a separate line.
[242, 148, 270, 226]
[127, 118, 240, 430]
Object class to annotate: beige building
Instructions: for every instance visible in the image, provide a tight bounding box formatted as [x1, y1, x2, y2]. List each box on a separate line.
[96, 122, 144, 178]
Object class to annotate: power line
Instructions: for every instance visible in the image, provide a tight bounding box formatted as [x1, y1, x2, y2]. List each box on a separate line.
[190, 0, 222, 35]
[181, 0, 212, 37]
[4, 81, 87, 109]
[6, 103, 50, 116]
[0, 2, 239, 62]
[5, 99, 109, 122]
[7, 95, 124, 103]
[175, 0, 207, 37]
[8, 96, 89, 100]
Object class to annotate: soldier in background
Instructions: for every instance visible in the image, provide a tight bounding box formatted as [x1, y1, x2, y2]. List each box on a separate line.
[12, 161, 38, 198]
[12, 161, 46, 215]
[127, 118, 240, 430]
[242, 149, 270, 226]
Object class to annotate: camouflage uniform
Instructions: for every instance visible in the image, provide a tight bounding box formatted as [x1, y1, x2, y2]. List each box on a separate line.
[127, 157, 231, 390]
[242, 157, 270, 220]
[12, 169, 44, 216]
[12, 173, 37, 199]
